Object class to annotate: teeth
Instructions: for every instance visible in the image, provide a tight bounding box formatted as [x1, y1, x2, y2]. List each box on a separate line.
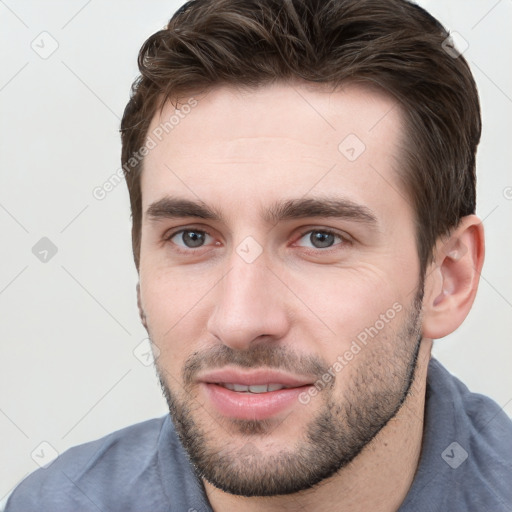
[249, 385, 268, 393]
[220, 383, 286, 393]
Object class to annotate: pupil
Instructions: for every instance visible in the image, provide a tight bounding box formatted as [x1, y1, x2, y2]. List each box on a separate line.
[183, 231, 204, 248]
[311, 231, 334, 248]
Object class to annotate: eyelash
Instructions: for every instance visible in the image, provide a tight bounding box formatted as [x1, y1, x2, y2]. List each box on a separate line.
[296, 228, 346, 251]
[164, 228, 217, 255]
[164, 226, 348, 255]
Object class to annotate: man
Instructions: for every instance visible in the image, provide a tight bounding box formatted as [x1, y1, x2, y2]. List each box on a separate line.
[6, 0, 512, 510]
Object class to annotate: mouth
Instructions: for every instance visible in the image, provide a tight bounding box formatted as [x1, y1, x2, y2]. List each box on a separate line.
[197, 368, 315, 420]
[216, 383, 293, 393]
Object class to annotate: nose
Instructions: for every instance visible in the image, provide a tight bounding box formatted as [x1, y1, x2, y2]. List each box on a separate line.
[206, 252, 289, 351]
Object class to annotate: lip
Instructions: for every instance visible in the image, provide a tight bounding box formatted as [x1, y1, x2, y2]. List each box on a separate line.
[198, 368, 315, 421]
[197, 368, 315, 388]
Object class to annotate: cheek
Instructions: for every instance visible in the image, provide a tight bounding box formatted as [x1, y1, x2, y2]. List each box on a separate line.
[141, 264, 215, 321]
[140, 268, 216, 370]
[286, 264, 407, 339]
[282, 266, 414, 391]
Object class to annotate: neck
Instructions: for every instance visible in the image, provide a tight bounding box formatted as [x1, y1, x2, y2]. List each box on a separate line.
[204, 340, 432, 512]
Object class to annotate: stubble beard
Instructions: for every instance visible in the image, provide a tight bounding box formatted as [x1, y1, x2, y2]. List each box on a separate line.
[154, 287, 424, 497]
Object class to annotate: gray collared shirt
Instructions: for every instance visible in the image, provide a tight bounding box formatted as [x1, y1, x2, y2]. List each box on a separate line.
[5, 358, 512, 511]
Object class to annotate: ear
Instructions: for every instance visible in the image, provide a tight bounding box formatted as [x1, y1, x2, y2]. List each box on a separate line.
[137, 282, 148, 330]
[422, 215, 485, 340]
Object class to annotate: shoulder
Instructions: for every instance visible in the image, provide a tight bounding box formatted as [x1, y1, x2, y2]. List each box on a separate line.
[429, 358, 512, 453]
[5, 415, 171, 512]
[428, 358, 512, 509]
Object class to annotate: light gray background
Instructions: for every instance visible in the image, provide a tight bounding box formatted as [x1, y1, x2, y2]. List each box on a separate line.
[1, 0, 511, 504]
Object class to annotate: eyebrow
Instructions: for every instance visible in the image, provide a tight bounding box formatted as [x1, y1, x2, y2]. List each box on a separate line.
[264, 197, 378, 226]
[146, 197, 222, 221]
[146, 196, 378, 227]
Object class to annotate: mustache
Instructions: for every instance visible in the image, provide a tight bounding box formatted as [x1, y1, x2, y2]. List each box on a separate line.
[182, 344, 331, 387]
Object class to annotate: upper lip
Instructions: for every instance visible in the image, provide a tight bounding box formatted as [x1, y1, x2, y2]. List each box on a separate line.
[197, 368, 315, 388]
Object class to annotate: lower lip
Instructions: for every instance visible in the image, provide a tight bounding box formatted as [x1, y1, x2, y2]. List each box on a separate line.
[202, 383, 311, 420]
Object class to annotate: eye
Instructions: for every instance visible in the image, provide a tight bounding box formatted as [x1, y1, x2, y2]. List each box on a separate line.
[167, 229, 215, 250]
[295, 229, 345, 250]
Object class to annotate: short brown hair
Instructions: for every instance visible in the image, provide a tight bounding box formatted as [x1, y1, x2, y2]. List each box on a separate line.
[121, 0, 481, 274]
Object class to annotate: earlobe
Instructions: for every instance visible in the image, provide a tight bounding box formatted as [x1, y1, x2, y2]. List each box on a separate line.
[137, 282, 148, 330]
[422, 215, 485, 340]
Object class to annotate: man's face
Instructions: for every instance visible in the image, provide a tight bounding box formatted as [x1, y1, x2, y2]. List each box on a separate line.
[138, 82, 424, 496]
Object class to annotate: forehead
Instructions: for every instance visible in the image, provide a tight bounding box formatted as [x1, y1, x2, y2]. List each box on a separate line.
[141, 81, 410, 226]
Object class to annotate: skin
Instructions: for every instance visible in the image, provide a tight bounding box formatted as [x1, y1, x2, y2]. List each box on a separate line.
[137, 81, 485, 512]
